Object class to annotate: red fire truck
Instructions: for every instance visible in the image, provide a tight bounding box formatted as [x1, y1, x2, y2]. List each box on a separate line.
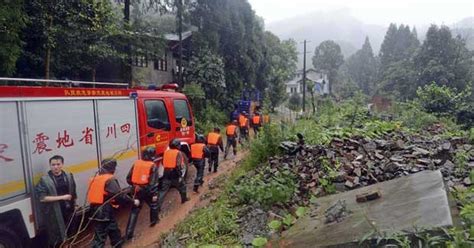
[0, 78, 195, 247]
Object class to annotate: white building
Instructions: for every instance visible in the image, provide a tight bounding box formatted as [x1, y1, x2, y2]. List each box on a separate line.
[286, 68, 329, 96]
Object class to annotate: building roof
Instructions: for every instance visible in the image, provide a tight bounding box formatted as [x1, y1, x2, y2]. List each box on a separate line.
[164, 31, 193, 41]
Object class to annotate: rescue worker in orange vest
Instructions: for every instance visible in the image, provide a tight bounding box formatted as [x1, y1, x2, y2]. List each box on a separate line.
[88, 159, 138, 248]
[263, 114, 270, 125]
[207, 127, 224, 173]
[190, 134, 210, 193]
[125, 147, 160, 240]
[224, 120, 239, 159]
[252, 112, 262, 136]
[157, 139, 189, 214]
[238, 111, 250, 142]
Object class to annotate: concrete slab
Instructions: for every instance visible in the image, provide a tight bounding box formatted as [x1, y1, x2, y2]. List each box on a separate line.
[279, 170, 452, 247]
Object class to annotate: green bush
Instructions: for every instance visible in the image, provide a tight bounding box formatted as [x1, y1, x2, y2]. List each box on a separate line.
[243, 123, 286, 170]
[175, 198, 239, 246]
[231, 167, 296, 208]
[416, 82, 463, 116]
[194, 104, 228, 134]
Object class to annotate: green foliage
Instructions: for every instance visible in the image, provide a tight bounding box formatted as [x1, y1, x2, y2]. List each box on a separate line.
[288, 93, 302, 112]
[295, 207, 307, 218]
[391, 102, 439, 130]
[264, 35, 298, 110]
[268, 220, 282, 231]
[282, 213, 296, 227]
[243, 124, 286, 169]
[312, 40, 344, 95]
[231, 167, 296, 208]
[185, 48, 226, 106]
[345, 37, 378, 95]
[416, 82, 470, 116]
[251, 237, 267, 247]
[414, 25, 473, 91]
[0, 0, 27, 76]
[175, 198, 239, 246]
[469, 128, 474, 144]
[194, 104, 227, 134]
[379, 23, 419, 71]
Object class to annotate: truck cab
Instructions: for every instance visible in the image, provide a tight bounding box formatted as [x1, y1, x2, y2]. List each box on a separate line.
[0, 78, 195, 247]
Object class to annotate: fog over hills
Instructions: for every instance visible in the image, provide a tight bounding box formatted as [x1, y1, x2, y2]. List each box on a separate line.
[266, 9, 473, 69]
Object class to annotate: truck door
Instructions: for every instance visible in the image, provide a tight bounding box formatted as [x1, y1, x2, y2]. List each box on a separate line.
[96, 99, 139, 187]
[0, 102, 26, 201]
[141, 99, 172, 155]
[172, 99, 195, 145]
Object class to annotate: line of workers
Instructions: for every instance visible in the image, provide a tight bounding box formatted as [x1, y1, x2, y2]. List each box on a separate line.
[85, 110, 269, 247]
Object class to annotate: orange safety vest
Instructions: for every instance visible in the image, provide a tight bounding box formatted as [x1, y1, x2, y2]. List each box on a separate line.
[239, 115, 247, 127]
[252, 115, 261, 125]
[207, 132, 220, 145]
[163, 149, 180, 169]
[226, 124, 237, 136]
[131, 160, 155, 185]
[263, 115, 270, 124]
[191, 143, 205, 159]
[87, 174, 114, 205]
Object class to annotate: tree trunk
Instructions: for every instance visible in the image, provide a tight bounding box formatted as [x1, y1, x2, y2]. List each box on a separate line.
[124, 0, 132, 87]
[92, 68, 96, 82]
[45, 16, 53, 80]
[311, 92, 316, 114]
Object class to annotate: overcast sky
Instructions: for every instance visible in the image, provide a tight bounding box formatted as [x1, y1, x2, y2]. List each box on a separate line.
[248, 0, 474, 27]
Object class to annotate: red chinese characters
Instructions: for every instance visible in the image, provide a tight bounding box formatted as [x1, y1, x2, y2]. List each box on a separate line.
[56, 130, 75, 148]
[120, 123, 131, 133]
[79, 127, 94, 145]
[33, 132, 53, 154]
[0, 144, 14, 162]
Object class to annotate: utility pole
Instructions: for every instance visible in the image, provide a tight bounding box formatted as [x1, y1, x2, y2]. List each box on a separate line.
[124, 0, 132, 87]
[177, 0, 183, 86]
[302, 40, 307, 112]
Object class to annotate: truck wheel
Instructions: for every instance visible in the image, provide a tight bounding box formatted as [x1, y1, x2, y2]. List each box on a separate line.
[0, 225, 22, 248]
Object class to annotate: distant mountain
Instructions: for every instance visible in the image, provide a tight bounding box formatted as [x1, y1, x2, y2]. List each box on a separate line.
[451, 17, 474, 50]
[266, 9, 473, 69]
[266, 9, 386, 69]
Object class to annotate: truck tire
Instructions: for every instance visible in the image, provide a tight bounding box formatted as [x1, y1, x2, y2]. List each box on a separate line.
[0, 225, 22, 248]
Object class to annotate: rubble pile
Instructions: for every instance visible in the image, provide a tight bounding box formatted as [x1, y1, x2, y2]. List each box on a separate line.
[269, 130, 473, 205]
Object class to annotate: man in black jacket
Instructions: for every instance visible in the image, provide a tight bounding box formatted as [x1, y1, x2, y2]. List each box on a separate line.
[35, 155, 77, 248]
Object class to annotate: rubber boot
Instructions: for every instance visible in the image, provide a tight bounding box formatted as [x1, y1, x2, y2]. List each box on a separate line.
[149, 207, 159, 227]
[125, 208, 140, 240]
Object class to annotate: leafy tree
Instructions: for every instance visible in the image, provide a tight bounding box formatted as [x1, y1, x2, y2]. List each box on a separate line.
[416, 82, 471, 117]
[185, 48, 226, 106]
[379, 60, 418, 99]
[0, 0, 27, 76]
[288, 93, 301, 112]
[414, 25, 473, 90]
[189, 0, 266, 109]
[312, 40, 344, 95]
[264, 34, 298, 111]
[379, 23, 419, 71]
[345, 36, 377, 95]
[377, 23, 420, 98]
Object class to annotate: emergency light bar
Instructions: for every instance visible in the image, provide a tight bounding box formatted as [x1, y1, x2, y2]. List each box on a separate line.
[158, 83, 179, 91]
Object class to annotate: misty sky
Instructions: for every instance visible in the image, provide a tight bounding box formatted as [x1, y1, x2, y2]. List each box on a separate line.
[248, 0, 474, 27]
